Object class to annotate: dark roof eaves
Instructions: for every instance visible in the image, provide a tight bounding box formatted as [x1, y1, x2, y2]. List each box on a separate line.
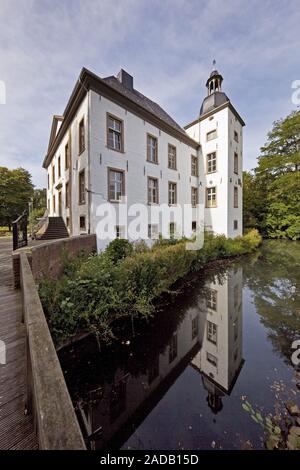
[43, 68, 199, 168]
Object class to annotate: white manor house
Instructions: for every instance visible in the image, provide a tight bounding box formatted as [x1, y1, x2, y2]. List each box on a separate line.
[43, 66, 244, 250]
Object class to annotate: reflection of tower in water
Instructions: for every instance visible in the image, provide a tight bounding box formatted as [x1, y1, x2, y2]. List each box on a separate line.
[191, 266, 244, 414]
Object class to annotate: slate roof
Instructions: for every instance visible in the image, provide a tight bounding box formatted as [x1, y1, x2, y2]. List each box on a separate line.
[102, 75, 188, 137]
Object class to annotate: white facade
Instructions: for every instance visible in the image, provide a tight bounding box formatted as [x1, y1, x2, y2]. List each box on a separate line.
[44, 67, 244, 250]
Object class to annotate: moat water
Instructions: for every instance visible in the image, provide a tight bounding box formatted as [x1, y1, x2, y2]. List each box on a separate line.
[59, 240, 300, 450]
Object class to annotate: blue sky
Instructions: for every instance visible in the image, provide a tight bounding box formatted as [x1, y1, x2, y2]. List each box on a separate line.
[0, 0, 299, 187]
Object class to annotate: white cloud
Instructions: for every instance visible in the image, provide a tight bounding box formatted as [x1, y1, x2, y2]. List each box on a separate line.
[0, 0, 299, 185]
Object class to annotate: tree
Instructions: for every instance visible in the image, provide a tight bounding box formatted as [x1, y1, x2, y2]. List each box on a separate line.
[243, 171, 267, 231]
[0, 167, 34, 230]
[32, 188, 47, 210]
[243, 110, 300, 239]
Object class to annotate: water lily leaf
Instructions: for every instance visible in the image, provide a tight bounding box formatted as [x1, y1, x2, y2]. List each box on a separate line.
[274, 426, 281, 435]
[242, 403, 251, 412]
[266, 435, 279, 450]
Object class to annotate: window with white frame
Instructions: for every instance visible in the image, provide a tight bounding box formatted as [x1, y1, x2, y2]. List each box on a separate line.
[191, 187, 198, 207]
[207, 321, 217, 345]
[207, 152, 217, 173]
[108, 169, 124, 202]
[206, 289, 217, 310]
[191, 155, 198, 176]
[147, 134, 158, 163]
[206, 187, 217, 208]
[168, 182, 177, 205]
[168, 144, 177, 170]
[107, 114, 123, 151]
[234, 152, 238, 174]
[148, 177, 159, 204]
[234, 186, 238, 208]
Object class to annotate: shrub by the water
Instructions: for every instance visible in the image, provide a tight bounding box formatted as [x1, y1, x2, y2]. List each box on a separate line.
[39, 229, 262, 347]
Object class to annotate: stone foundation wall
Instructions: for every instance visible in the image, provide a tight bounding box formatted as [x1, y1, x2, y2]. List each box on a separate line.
[13, 234, 96, 287]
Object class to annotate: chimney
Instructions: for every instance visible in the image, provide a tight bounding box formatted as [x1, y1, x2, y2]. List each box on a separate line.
[117, 69, 134, 90]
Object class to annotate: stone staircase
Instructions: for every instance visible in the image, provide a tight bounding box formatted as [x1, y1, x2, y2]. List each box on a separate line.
[39, 217, 69, 240]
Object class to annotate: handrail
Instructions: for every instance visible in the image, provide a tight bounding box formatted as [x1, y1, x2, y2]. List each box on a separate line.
[32, 209, 49, 239]
[12, 209, 28, 251]
[12, 208, 28, 225]
[20, 252, 86, 450]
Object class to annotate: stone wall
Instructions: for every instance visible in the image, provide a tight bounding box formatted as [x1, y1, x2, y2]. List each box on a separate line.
[20, 252, 86, 449]
[13, 234, 96, 287]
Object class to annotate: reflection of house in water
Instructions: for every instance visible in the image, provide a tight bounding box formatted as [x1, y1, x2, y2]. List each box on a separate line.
[191, 267, 244, 413]
[77, 267, 244, 449]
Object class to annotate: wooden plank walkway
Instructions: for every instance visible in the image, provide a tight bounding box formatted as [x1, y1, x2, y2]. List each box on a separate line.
[0, 238, 38, 449]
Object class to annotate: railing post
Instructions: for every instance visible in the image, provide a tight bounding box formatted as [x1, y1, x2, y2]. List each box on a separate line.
[12, 222, 18, 251]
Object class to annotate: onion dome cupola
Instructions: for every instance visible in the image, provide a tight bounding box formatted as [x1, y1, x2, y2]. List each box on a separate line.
[200, 61, 230, 116]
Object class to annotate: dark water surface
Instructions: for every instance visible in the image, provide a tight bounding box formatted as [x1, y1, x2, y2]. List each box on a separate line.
[59, 241, 300, 450]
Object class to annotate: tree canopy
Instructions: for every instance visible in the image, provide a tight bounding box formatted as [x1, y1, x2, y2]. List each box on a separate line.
[243, 110, 300, 239]
[0, 167, 34, 229]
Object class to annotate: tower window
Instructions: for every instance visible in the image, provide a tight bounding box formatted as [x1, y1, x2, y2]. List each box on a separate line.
[207, 129, 217, 141]
[234, 152, 239, 174]
[234, 220, 238, 230]
[206, 187, 217, 208]
[79, 169, 86, 204]
[234, 130, 239, 142]
[207, 321, 217, 345]
[207, 152, 217, 173]
[234, 186, 238, 208]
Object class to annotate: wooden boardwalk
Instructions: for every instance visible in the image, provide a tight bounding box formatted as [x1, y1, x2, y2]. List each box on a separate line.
[0, 238, 38, 449]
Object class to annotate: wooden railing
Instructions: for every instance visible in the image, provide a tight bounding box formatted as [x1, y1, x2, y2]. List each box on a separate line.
[12, 210, 28, 251]
[20, 252, 86, 450]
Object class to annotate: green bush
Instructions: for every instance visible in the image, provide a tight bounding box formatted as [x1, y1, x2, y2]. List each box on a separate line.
[39, 229, 262, 347]
[105, 238, 133, 263]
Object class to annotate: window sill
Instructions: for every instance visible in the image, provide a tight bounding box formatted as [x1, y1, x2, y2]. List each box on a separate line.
[206, 170, 217, 175]
[146, 159, 159, 165]
[78, 201, 86, 206]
